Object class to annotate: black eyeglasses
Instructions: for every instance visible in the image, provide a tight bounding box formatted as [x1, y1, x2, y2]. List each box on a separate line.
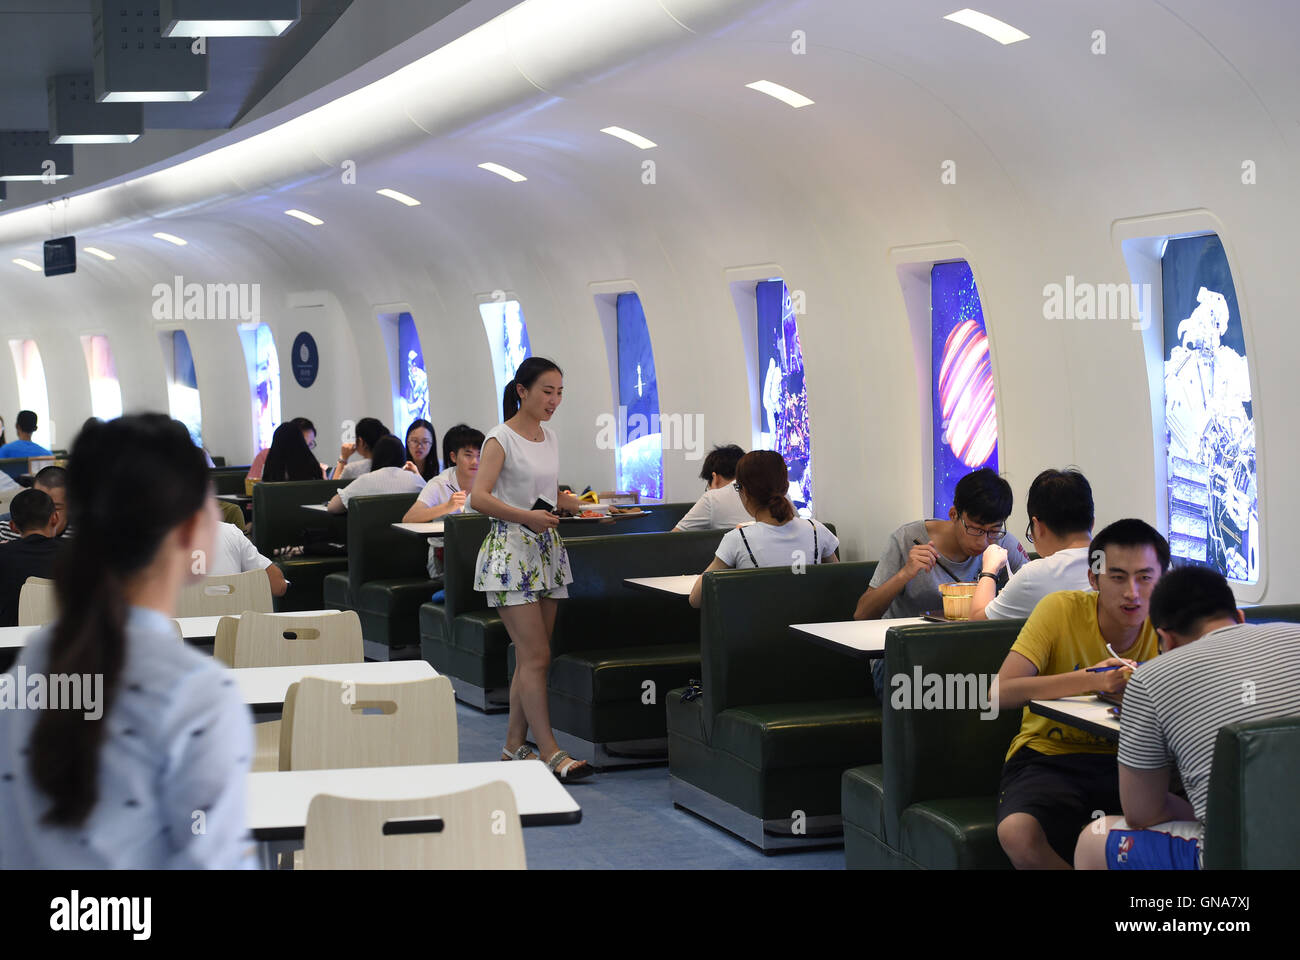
[733, 481, 741, 492]
[960, 517, 1006, 542]
[1025, 519, 1035, 545]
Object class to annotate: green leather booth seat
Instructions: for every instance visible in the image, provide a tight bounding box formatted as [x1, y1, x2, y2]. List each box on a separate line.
[1243, 603, 1300, 624]
[843, 618, 1024, 869]
[419, 505, 702, 710]
[666, 560, 880, 849]
[251, 478, 347, 612]
[322, 493, 435, 656]
[210, 466, 251, 495]
[499, 529, 727, 756]
[1204, 716, 1300, 868]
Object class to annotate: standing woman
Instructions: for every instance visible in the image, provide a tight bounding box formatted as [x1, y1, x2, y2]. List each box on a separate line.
[405, 419, 438, 481]
[471, 357, 592, 780]
[0, 414, 255, 868]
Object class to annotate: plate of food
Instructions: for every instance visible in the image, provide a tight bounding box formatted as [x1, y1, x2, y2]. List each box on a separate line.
[560, 505, 648, 521]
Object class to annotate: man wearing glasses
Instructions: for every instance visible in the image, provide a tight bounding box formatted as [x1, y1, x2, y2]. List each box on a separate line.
[854, 468, 1030, 699]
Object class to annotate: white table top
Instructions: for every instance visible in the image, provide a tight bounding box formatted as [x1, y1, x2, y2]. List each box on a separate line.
[233, 659, 436, 709]
[302, 503, 331, 513]
[623, 575, 698, 597]
[1028, 695, 1121, 741]
[247, 760, 582, 839]
[392, 521, 444, 535]
[789, 617, 930, 658]
[0, 609, 343, 650]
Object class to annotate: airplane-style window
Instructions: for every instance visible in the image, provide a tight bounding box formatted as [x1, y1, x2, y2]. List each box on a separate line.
[238, 323, 281, 454]
[755, 279, 813, 516]
[6, 339, 52, 448]
[931, 261, 998, 517]
[615, 292, 663, 499]
[1161, 235, 1256, 582]
[80, 334, 123, 421]
[159, 329, 202, 447]
[396, 312, 429, 431]
[479, 299, 532, 411]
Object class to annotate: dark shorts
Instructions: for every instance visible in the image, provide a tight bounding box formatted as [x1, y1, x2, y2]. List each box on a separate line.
[996, 746, 1122, 863]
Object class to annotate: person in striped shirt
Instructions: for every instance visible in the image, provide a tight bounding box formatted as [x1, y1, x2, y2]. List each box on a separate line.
[1074, 566, 1300, 869]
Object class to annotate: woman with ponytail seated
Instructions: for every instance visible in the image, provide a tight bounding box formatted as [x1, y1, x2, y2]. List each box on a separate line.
[0, 414, 255, 868]
[471, 358, 594, 781]
[688, 451, 839, 608]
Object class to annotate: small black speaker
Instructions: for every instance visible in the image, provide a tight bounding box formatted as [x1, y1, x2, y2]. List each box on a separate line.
[44, 236, 77, 277]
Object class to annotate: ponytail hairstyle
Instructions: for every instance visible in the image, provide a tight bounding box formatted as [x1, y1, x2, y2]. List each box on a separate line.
[502, 357, 563, 421]
[369, 435, 408, 471]
[30, 414, 209, 827]
[734, 450, 794, 523]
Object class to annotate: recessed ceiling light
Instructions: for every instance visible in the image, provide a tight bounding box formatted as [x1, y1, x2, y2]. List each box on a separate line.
[284, 209, 324, 225]
[600, 126, 657, 150]
[478, 162, 527, 183]
[153, 232, 188, 246]
[13, 259, 42, 272]
[83, 247, 116, 261]
[943, 9, 1029, 44]
[376, 188, 421, 207]
[164, 20, 296, 37]
[745, 80, 814, 108]
[100, 91, 205, 103]
[51, 133, 141, 145]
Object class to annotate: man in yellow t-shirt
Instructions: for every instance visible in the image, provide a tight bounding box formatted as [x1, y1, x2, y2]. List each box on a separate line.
[993, 519, 1169, 869]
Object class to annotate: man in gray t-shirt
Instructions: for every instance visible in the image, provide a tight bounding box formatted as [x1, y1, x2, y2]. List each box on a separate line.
[854, 469, 1030, 698]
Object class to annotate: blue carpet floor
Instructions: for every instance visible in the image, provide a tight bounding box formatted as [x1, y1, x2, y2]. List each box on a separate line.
[454, 703, 845, 869]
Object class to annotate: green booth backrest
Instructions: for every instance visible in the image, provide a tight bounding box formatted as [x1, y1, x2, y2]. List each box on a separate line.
[443, 514, 493, 621]
[552, 529, 727, 657]
[210, 467, 252, 495]
[1243, 604, 1300, 625]
[439, 504, 705, 621]
[346, 494, 429, 593]
[881, 620, 1026, 845]
[699, 560, 877, 740]
[251, 479, 347, 554]
[1204, 716, 1300, 869]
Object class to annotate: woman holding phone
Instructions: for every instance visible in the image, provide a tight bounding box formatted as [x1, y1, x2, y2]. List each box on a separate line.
[471, 357, 592, 781]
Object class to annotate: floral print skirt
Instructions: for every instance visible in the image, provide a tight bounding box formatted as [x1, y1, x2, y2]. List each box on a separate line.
[473, 519, 574, 608]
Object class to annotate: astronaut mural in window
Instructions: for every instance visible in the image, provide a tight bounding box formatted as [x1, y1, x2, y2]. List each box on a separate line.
[1162, 235, 1257, 582]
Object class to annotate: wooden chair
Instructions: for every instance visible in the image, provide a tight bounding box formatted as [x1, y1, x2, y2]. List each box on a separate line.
[279, 675, 457, 771]
[176, 569, 272, 618]
[227, 611, 364, 772]
[300, 781, 525, 870]
[18, 576, 57, 626]
[229, 610, 362, 669]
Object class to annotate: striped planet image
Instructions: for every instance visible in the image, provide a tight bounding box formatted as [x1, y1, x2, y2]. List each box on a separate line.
[938, 319, 998, 468]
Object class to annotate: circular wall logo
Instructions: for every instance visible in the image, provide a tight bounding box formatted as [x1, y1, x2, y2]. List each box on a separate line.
[291, 332, 319, 388]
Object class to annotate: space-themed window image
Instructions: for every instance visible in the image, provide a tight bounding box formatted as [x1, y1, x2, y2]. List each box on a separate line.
[931, 261, 998, 518]
[1161, 235, 1257, 583]
[615, 292, 664, 499]
[755, 279, 813, 517]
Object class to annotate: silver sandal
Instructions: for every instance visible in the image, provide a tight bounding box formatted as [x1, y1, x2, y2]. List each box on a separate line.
[501, 744, 538, 761]
[544, 749, 594, 781]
